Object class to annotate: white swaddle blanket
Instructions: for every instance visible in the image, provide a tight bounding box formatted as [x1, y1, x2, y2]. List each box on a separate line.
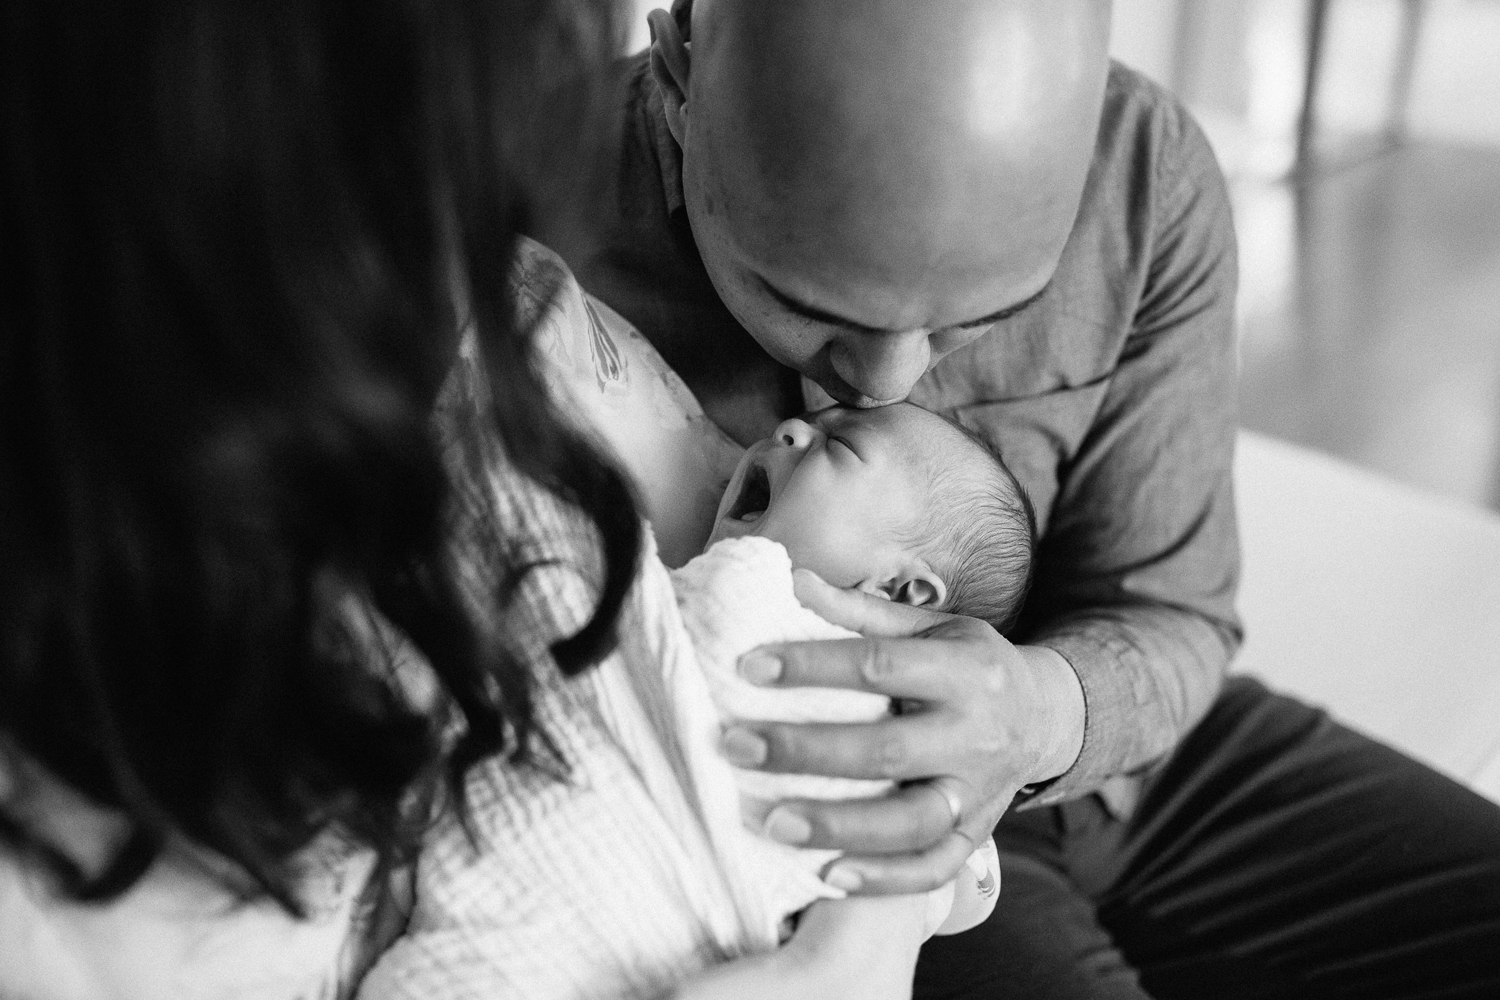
[360, 532, 919, 1000]
[658, 535, 894, 947]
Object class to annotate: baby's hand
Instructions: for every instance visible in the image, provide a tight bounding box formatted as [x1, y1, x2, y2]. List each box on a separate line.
[924, 838, 1001, 937]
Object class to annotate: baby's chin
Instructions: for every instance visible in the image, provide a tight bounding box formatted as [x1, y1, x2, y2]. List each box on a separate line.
[705, 504, 765, 547]
[704, 517, 785, 555]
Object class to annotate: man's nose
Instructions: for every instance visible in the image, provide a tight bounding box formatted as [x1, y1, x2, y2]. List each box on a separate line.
[830, 330, 931, 403]
[772, 416, 818, 450]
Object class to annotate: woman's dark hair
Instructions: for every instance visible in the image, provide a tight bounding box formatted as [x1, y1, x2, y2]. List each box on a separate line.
[0, 0, 638, 914]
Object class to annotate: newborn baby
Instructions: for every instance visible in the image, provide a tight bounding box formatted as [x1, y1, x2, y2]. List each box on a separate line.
[685, 402, 1033, 942]
[362, 401, 1036, 1000]
[710, 401, 1034, 631]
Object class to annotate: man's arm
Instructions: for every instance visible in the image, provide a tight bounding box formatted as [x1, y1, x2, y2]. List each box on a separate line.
[1021, 106, 1241, 802]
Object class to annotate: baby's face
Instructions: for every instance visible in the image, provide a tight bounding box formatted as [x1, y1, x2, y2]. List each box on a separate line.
[709, 404, 944, 589]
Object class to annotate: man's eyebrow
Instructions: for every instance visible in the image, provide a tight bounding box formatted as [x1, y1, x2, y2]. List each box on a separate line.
[760, 278, 883, 332]
[759, 276, 1049, 332]
[954, 282, 1051, 329]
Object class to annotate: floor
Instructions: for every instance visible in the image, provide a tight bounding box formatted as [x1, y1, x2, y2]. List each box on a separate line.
[1235, 141, 1500, 512]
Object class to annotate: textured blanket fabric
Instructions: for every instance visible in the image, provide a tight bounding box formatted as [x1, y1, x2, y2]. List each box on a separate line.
[667, 536, 893, 948]
[359, 528, 894, 1000]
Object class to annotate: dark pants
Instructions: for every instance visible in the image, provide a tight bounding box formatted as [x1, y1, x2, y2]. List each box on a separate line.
[914, 677, 1500, 1000]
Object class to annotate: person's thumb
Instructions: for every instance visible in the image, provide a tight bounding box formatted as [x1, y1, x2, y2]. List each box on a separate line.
[792, 568, 952, 638]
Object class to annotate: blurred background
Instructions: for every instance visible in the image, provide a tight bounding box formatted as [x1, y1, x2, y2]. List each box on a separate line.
[624, 0, 1500, 512]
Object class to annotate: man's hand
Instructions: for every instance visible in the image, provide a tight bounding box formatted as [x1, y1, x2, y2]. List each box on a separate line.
[719, 569, 1086, 895]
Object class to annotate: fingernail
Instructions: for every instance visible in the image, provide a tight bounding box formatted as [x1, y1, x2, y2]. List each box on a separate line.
[738, 651, 782, 684]
[720, 727, 768, 767]
[763, 808, 812, 845]
[825, 866, 863, 892]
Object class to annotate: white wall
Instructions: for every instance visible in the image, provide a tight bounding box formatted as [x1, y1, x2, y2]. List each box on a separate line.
[1404, 0, 1500, 148]
[625, 0, 653, 54]
[1108, 0, 1185, 86]
[1150, 0, 1500, 153]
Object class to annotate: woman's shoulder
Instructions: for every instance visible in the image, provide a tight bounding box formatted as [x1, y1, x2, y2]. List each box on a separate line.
[496, 238, 743, 568]
[0, 753, 377, 1000]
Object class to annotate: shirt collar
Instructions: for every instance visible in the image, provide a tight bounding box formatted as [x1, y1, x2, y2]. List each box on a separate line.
[647, 0, 694, 215]
[643, 67, 687, 216]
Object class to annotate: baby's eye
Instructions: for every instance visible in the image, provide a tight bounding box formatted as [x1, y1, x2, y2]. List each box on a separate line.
[829, 435, 857, 457]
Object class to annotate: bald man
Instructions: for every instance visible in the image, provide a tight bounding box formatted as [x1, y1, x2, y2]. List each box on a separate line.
[571, 2, 1500, 997]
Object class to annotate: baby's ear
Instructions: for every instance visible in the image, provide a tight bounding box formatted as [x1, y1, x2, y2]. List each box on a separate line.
[871, 566, 947, 609]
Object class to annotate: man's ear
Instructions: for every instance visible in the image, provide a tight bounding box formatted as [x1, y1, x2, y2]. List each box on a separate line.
[647, 8, 691, 147]
[864, 566, 948, 609]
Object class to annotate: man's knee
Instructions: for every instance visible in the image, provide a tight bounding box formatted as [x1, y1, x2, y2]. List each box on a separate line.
[914, 851, 1149, 1000]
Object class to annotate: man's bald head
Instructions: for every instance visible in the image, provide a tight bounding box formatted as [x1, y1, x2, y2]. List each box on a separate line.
[650, 0, 1111, 406]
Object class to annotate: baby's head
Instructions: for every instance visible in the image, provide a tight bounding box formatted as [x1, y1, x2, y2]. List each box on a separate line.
[709, 403, 1035, 633]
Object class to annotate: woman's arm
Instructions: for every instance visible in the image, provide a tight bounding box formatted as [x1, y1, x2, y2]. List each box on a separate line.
[0, 751, 367, 1000]
[668, 895, 928, 1000]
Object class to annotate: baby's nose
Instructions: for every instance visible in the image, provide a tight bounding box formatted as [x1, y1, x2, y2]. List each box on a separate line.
[772, 417, 818, 450]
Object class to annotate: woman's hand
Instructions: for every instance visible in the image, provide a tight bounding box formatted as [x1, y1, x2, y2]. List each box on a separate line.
[719, 570, 1087, 895]
[666, 893, 929, 1000]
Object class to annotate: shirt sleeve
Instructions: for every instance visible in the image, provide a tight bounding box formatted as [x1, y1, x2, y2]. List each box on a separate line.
[1019, 110, 1242, 804]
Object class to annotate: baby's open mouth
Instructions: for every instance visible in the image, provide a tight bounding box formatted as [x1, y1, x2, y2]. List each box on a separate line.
[727, 461, 771, 523]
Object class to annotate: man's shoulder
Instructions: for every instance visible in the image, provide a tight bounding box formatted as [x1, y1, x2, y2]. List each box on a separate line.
[603, 49, 674, 213]
[575, 49, 686, 272]
[1103, 60, 1180, 117]
[1098, 60, 1224, 194]
[604, 48, 654, 122]
[1059, 59, 1230, 286]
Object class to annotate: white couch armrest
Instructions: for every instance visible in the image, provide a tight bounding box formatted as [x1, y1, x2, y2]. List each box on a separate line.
[1233, 431, 1500, 802]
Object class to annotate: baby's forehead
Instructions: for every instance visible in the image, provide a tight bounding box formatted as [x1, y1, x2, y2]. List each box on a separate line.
[844, 402, 975, 457]
[830, 404, 995, 490]
[892, 406, 1010, 493]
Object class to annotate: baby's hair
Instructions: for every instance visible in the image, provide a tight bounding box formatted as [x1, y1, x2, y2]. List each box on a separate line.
[909, 413, 1037, 635]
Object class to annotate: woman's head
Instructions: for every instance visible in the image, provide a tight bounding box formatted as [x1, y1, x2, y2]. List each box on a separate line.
[1, 0, 635, 912]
